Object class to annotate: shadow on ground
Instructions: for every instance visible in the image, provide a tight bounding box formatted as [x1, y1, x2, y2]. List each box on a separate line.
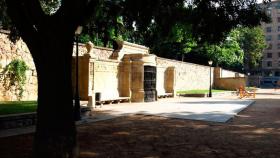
[0, 98, 280, 158]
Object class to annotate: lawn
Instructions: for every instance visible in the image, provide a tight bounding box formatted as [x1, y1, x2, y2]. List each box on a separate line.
[0, 101, 37, 115]
[177, 89, 227, 94]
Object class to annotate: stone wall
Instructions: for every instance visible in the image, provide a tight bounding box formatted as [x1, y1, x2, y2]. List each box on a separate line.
[214, 67, 244, 78]
[0, 32, 114, 101]
[0, 32, 37, 101]
[215, 77, 246, 90]
[213, 67, 246, 90]
[156, 57, 214, 91]
[1, 30, 244, 102]
[73, 43, 113, 60]
[93, 60, 120, 100]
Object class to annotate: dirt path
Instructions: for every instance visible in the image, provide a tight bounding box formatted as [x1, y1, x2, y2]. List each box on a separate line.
[1, 89, 280, 158]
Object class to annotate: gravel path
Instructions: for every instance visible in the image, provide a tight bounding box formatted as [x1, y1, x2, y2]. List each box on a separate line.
[1, 89, 280, 158]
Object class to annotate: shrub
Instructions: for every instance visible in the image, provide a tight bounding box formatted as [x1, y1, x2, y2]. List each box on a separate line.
[2, 59, 28, 100]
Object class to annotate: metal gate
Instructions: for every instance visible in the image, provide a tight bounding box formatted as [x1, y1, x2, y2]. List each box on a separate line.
[144, 66, 157, 102]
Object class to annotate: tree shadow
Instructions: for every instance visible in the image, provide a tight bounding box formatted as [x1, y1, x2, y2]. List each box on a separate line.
[1, 98, 280, 158]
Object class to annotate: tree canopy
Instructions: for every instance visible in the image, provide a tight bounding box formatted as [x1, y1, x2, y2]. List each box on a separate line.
[238, 26, 267, 72]
[1, 0, 271, 45]
[184, 26, 266, 72]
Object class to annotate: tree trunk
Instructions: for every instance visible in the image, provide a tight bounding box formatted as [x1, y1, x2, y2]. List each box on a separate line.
[5, 0, 100, 157]
[31, 34, 78, 158]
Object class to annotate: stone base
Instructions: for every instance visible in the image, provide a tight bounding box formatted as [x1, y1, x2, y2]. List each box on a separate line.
[131, 91, 144, 102]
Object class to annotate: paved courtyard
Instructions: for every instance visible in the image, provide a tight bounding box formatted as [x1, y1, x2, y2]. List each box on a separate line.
[91, 97, 254, 123]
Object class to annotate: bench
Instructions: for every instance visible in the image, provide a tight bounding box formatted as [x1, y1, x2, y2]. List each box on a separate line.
[157, 93, 173, 98]
[95, 97, 131, 107]
[237, 86, 256, 99]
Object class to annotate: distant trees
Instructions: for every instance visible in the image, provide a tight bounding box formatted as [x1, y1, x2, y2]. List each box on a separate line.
[196, 29, 244, 71]
[238, 27, 267, 73]
[197, 26, 267, 72]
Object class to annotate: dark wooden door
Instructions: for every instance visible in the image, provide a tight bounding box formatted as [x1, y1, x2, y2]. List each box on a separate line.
[144, 66, 157, 102]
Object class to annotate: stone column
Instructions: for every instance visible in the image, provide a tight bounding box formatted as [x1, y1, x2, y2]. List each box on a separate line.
[72, 54, 91, 101]
[119, 55, 131, 97]
[88, 59, 95, 108]
[84, 42, 96, 108]
[130, 58, 144, 102]
[214, 67, 222, 79]
[214, 67, 222, 88]
[165, 67, 175, 96]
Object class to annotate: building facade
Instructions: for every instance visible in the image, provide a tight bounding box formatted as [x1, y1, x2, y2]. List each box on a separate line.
[261, 0, 280, 79]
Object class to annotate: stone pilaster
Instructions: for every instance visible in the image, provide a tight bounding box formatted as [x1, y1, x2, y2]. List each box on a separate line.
[214, 67, 222, 88]
[214, 67, 222, 79]
[165, 66, 175, 96]
[87, 58, 95, 108]
[119, 55, 131, 97]
[130, 58, 144, 102]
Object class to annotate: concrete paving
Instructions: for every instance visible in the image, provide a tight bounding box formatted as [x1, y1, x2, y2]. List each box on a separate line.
[0, 97, 254, 138]
[93, 97, 254, 123]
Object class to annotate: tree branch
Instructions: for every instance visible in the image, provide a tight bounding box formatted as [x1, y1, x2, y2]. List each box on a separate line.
[6, 0, 46, 34]
[54, 0, 102, 32]
[6, 0, 46, 62]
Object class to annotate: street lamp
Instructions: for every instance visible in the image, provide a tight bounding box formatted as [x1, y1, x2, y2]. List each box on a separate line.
[247, 72, 251, 87]
[208, 60, 213, 97]
[74, 26, 83, 121]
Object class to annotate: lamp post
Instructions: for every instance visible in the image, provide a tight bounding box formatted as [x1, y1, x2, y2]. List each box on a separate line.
[74, 26, 83, 121]
[247, 72, 251, 87]
[208, 60, 213, 97]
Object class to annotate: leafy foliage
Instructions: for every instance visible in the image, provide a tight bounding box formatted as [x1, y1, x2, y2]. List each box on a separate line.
[0, 0, 271, 47]
[201, 29, 244, 70]
[39, 0, 61, 15]
[1, 59, 29, 100]
[238, 27, 267, 72]
[186, 26, 266, 72]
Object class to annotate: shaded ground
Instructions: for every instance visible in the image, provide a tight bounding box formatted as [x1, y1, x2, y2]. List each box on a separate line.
[1, 89, 280, 158]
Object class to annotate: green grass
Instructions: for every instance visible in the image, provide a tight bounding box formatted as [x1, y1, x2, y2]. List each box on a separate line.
[246, 87, 257, 91]
[0, 101, 37, 115]
[177, 89, 227, 94]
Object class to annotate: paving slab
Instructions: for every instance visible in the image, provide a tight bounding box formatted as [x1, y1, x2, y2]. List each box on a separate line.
[93, 98, 255, 123]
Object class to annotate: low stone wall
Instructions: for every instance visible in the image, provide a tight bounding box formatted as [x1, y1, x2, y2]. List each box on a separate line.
[157, 57, 214, 91]
[214, 67, 244, 78]
[221, 69, 244, 78]
[0, 32, 37, 101]
[0, 112, 36, 130]
[215, 77, 246, 90]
